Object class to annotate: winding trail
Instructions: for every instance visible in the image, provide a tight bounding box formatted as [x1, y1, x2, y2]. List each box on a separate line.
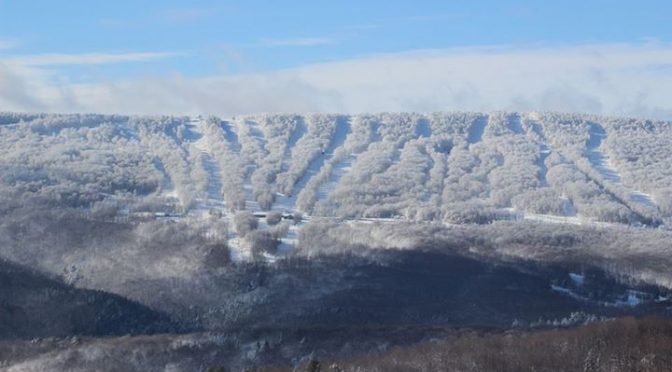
[537, 144, 551, 188]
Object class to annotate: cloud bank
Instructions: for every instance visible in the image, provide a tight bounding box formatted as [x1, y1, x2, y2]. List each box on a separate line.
[1, 42, 672, 119]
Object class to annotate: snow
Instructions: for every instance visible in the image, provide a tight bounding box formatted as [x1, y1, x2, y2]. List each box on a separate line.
[586, 123, 657, 209]
[612, 290, 648, 307]
[152, 115, 665, 265]
[276, 223, 300, 255]
[185, 117, 258, 264]
[71, 113, 672, 264]
[550, 285, 584, 301]
[152, 158, 178, 200]
[537, 145, 551, 187]
[271, 120, 307, 212]
[316, 154, 354, 201]
[504, 207, 615, 228]
[227, 236, 251, 263]
[569, 272, 585, 286]
[279, 117, 351, 211]
[188, 117, 226, 211]
[243, 184, 262, 212]
[521, 212, 585, 226]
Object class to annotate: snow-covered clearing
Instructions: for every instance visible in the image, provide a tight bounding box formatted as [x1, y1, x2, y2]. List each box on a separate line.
[586, 123, 657, 209]
[537, 144, 551, 187]
[316, 155, 355, 201]
[504, 207, 614, 228]
[153, 157, 178, 200]
[280, 117, 351, 211]
[188, 118, 226, 211]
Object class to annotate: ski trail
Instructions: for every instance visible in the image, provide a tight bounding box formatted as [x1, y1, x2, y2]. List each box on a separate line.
[221, 120, 241, 153]
[313, 117, 384, 203]
[419, 149, 437, 203]
[426, 144, 449, 207]
[235, 118, 267, 212]
[277, 116, 351, 212]
[307, 116, 393, 212]
[199, 152, 225, 208]
[525, 117, 552, 187]
[586, 123, 657, 208]
[524, 114, 577, 215]
[187, 118, 251, 263]
[278, 117, 307, 175]
[271, 118, 308, 212]
[316, 154, 355, 201]
[152, 157, 177, 199]
[187, 117, 226, 210]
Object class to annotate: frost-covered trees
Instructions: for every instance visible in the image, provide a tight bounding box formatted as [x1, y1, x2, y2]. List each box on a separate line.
[276, 114, 339, 197]
[234, 211, 258, 237]
[266, 210, 283, 225]
[1, 111, 670, 227]
[201, 117, 246, 210]
[0, 114, 162, 207]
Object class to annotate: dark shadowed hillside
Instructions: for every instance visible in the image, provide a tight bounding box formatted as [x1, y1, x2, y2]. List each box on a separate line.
[0, 260, 181, 339]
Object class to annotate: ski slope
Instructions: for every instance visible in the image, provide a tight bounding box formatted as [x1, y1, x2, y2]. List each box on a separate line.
[2, 111, 671, 264]
[586, 123, 657, 209]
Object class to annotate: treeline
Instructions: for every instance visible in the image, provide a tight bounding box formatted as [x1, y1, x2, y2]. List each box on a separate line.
[264, 317, 672, 372]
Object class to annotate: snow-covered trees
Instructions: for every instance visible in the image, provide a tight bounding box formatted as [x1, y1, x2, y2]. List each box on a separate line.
[0, 111, 670, 227]
[234, 211, 258, 237]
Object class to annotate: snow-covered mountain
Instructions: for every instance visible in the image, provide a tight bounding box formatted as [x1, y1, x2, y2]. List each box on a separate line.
[2, 111, 672, 370]
[1, 111, 669, 224]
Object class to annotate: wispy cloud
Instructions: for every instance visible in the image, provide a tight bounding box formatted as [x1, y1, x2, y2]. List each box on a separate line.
[260, 37, 337, 47]
[0, 38, 20, 50]
[98, 7, 215, 28]
[4, 51, 179, 66]
[394, 13, 466, 22]
[97, 18, 138, 29]
[156, 8, 214, 23]
[343, 23, 383, 32]
[2, 42, 672, 120]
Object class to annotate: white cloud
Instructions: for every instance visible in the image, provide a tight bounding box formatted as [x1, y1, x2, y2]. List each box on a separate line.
[260, 37, 337, 47]
[1, 42, 672, 120]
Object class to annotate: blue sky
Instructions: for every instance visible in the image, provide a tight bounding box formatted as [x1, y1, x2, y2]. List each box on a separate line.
[1, 1, 672, 117]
